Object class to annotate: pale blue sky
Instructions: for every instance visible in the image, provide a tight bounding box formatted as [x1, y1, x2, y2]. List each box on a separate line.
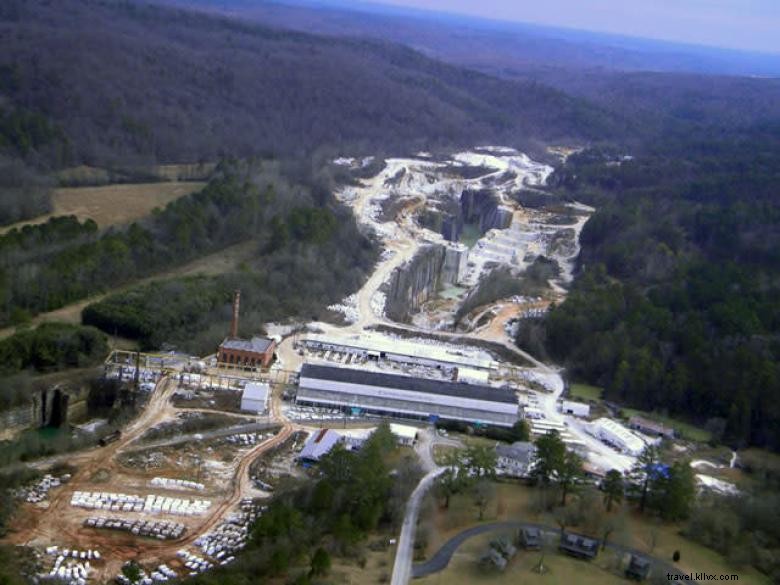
[361, 0, 780, 53]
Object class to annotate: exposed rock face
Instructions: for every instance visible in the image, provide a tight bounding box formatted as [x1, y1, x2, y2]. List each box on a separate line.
[0, 382, 90, 440]
[0, 403, 37, 440]
[384, 243, 467, 322]
[441, 189, 513, 242]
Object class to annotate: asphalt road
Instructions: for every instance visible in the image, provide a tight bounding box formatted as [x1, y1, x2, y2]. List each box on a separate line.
[390, 467, 446, 585]
[411, 520, 698, 584]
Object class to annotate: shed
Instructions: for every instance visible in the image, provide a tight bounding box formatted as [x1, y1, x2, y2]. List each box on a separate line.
[240, 382, 269, 413]
[625, 555, 651, 581]
[518, 526, 541, 550]
[389, 423, 419, 446]
[559, 532, 599, 560]
[561, 400, 590, 418]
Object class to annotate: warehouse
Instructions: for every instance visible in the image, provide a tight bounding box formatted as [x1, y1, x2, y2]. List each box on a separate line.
[301, 333, 496, 372]
[296, 364, 518, 427]
[240, 383, 269, 413]
[560, 400, 590, 418]
[590, 418, 646, 456]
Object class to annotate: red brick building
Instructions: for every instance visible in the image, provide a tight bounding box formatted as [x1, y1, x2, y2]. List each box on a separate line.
[218, 336, 276, 369]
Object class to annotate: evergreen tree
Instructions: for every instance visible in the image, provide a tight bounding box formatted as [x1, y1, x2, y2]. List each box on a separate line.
[602, 469, 624, 512]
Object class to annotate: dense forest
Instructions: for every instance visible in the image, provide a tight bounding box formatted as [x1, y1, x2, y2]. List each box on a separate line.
[0, 0, 618, 169]
[0, 158, 375, 332]
[79, 161, 377, 354]
[516, 126, 780, 451]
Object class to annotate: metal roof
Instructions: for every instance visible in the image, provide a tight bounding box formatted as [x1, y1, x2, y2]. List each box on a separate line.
[496, 441, 535, 462]
[299, 429, 342, 461]
[242, 382, 269, 402]
[300, 364, 515, 404]
[220, 336, 274, 353]
[303, 333, 495, 370]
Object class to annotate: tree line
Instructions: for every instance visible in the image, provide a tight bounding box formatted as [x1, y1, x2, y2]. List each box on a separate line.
[528, 126, 780, 452]
[0, 158, 376, 332]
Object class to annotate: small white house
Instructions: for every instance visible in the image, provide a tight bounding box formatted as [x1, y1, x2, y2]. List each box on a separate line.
[240, 382, 269, 413]
[561, 400, 590, 418]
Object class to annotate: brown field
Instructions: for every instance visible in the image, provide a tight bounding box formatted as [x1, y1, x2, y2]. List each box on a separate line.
[0, 181, 206, 234]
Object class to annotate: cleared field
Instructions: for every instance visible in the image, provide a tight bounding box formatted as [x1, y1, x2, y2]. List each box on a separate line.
[569, 383, 603, 401]
[568, 383, 711, 442]
[620, 407, 712, 443]
[0, 181, 205, 233]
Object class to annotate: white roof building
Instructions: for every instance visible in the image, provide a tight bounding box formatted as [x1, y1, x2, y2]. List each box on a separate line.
[297, 364, 518, 427]
[299, 429, 343, 462]
[389, 423, 419, 445]
[240, 382, 269, 413]
[591, 418, 646, 456]
[561, 400, 590, 418]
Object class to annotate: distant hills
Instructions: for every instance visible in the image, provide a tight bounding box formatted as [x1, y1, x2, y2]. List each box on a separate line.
[168, 0, 780, 132]
[0, 0, 625, 170]
[172, 0, 780, 78]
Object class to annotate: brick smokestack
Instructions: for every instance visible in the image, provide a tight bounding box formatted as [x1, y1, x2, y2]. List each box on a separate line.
[230, 289, 240, 338]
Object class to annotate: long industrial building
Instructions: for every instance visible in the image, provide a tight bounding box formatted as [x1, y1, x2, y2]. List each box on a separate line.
[296, 364, 518, 427]
[301, 333, 496, 371]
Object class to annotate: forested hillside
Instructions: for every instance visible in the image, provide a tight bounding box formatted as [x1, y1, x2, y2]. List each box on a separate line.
[0, 0, 617, 170]
[517, 127, 780, 451]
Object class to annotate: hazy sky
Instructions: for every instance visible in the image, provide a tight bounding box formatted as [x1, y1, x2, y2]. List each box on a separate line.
[361, 0, 780, 54]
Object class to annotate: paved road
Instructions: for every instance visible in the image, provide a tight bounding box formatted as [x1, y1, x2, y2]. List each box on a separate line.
[411, 520, 698, 584]
[390, 467, 446, 585]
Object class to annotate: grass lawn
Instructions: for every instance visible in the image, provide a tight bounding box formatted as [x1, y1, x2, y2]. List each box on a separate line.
[416, 532, 631, 585]
[419, 482, 771, 585]
[569, 383, 603, 401]
[624, 516, 769, 584]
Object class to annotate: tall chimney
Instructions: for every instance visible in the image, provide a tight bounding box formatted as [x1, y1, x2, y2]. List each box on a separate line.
[230, 289, 240, 338]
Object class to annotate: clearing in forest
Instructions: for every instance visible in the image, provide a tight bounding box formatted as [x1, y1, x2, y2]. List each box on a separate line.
[0, 181, 205, 233]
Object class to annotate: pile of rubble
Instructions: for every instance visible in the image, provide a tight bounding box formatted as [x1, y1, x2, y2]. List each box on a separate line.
[40, 547, 100, 585]
[71, 491, 211, 516]
[225, 433, 260, 446]
[150, 477, 204, 491]
[71, 492, 145, 512]
[115, 564, 178, 585]
[84, 517, 186, 540]
[177, 550, 214, 576]
[19, 473, 70, 503]
[194, 499, 261, 566]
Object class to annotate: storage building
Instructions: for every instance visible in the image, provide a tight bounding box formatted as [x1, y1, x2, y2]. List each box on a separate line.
[299, 429, 343, 462]
[591, 418, 646, 456]
[240, 382, 269, 413]
[218, 336, 276, 369]
[561, 400, 590, 418]
[389, 423, 419, 446]
[296, 364, 518, 427]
